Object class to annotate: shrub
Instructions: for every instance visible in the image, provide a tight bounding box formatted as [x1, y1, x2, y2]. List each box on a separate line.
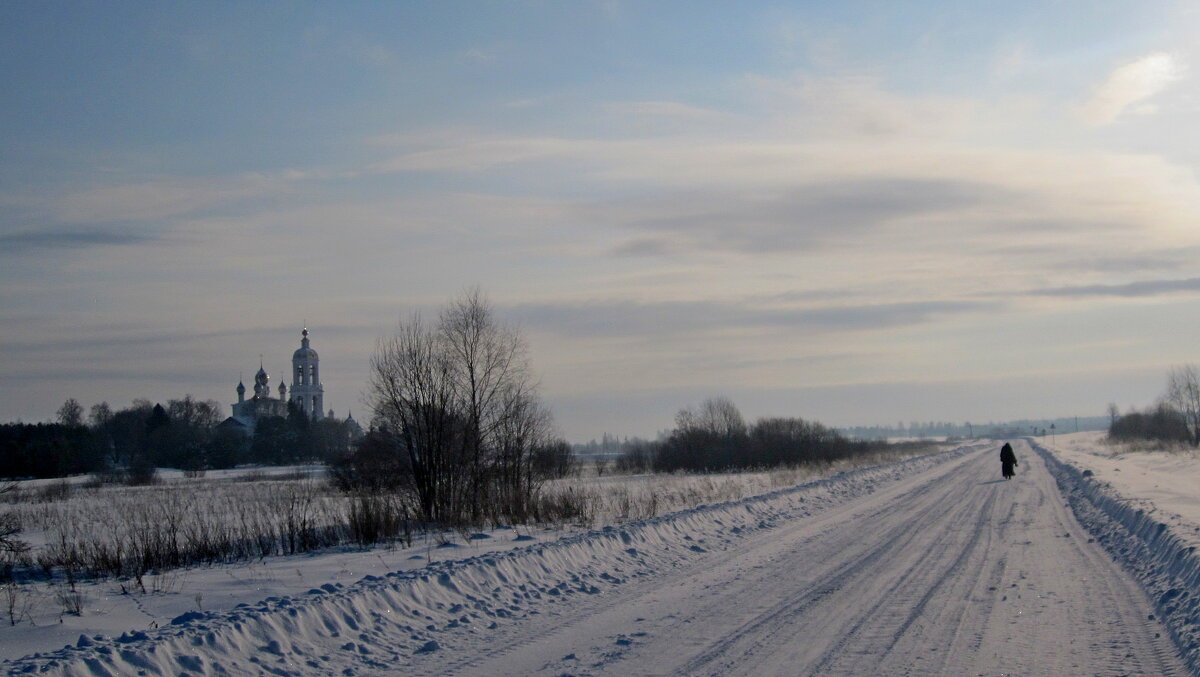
[1109, 403, 1190, 444]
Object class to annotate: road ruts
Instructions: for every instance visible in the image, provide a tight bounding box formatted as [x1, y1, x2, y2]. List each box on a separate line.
[424, 441, 1188, 676]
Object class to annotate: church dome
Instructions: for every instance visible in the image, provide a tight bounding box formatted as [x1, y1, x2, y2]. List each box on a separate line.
[293, 327, 318, 360]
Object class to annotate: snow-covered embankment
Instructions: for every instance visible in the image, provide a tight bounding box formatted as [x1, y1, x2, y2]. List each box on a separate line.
[5, 443, 978, 676]
[1036, 440, 1200, 675]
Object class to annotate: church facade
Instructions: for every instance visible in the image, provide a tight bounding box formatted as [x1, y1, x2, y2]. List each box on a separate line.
[224, 328, 326, 432]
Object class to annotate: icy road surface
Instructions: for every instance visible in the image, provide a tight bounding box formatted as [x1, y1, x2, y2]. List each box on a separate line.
[428, 440, 1184, 677]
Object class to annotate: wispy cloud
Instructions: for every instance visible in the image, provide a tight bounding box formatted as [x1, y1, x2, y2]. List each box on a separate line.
[509, 298, 998, 338]
[0, 228, 155, 252]
[1028, 277, 1200, 298]
[51, 174, 294, 224]
[606, 100, 733, 122]
[586, 178, 1004, 254]
[1079, 52, 1183, 125]
[610, 238, 674, 258]
[368, 136, 614, 173]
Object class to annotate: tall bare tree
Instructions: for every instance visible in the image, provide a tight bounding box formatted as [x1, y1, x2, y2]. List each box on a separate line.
[366, 290, 552, 524]
[368, 315, 462, 522]
[439, 287, 535, 519]
[1166, 364, 1200, 446]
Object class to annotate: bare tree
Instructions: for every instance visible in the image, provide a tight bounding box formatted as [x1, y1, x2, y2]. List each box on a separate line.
[439, 287, 535, 519]
[366, 289, 552, 525]
[167, 396, 223, 428]
[89, 402, 113, 430]
[368, 314, 462, 522]
[1166, 365, 1200, 446]
[56, 398, 84, 427]
[676, 396, 746, 438]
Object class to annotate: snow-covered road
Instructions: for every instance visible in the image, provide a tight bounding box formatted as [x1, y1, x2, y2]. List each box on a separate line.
[427, 440, 1185, 676]
[8, 441, 1189, 676]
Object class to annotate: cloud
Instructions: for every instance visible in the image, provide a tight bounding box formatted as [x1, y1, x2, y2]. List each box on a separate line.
[587, 178, 1006, 254]
[509, 298, 998, 338]
[342, 39, 400, 69]
[742, 74, 980, 140]
[369, 136, 613, 173]
[1079, 52, 1183, 125]
[610, 238, 674, 257]
[0, 228, 155, 252]
[51, 173, 294, 224]
[1027, 277, 1200, 298]
[606, 101, 732, 122]
[1057, 253, 1189, 274]
[460, 47, 499, 64]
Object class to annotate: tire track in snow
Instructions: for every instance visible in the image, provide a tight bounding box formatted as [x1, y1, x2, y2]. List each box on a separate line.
[484, 442, 1185, 677]
[742, 457, 998, 676]
[11, 440, 1183, 676]
[667, 452, 983, 676]
[419, 448, 981, 677]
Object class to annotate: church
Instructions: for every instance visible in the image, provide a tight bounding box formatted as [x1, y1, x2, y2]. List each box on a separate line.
[223, 327, 326, 433]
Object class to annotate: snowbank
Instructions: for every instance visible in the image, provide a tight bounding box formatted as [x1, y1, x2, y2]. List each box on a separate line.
[4, 444, 977, 676]
[1046, 431, 1200, 549]
[1035, 439, 1200, 674]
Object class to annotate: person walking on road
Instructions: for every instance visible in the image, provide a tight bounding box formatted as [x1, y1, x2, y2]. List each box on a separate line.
[1000, 442, 1018, 480]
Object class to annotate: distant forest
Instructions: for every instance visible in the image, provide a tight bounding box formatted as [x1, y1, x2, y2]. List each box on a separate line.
[574, 416, 1112, 454]
[838, 416, 1110, 441]
[0, 396, 358, 481]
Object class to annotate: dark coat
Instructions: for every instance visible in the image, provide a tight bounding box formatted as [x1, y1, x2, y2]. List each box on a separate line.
[1000, 443, 1017, 479]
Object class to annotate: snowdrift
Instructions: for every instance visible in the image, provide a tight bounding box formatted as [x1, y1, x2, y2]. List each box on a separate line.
[4, 444, 976, 676]
[1036, 440, 1200, 675]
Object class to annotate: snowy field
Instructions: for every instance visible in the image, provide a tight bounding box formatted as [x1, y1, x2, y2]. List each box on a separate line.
[5, 438, 1200, 675]
[0, 449, 938, 664]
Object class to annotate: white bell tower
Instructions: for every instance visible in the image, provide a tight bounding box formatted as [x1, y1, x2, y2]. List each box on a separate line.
[290, 327, 324, 419]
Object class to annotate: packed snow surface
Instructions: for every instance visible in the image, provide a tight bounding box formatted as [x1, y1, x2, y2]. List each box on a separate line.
[5, 440, 1193, 675]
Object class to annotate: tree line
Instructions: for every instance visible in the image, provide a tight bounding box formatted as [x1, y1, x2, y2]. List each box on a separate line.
[0, 396, 358, 481]
[1109, 364, 1200, 446]
[610, 396, 882, 474]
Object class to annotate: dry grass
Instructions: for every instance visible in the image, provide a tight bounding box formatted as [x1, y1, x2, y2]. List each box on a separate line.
[539, 443, 941, 528]
[2, 443, 942, 584]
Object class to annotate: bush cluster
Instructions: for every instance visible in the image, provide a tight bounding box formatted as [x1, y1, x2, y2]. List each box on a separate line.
[1108, 403, 1190, 443]
[617, 397, 878, 473]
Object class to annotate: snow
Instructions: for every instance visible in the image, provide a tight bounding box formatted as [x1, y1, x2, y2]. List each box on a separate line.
[0, 531, 558, 664]
[1041, 431, 1200, 549]
[0, 451, 929, 664]
[3, 445, 976, 675]
[4, 437, 1198, 675]
[1034, 432, 1200, 673]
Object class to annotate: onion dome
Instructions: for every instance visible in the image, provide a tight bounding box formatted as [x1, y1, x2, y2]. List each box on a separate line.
[253, 363, 269, 397]
[293, 327, 318, 360]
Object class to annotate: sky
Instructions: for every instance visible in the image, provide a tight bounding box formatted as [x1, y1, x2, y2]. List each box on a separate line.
[3, 1, 1200, 441]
